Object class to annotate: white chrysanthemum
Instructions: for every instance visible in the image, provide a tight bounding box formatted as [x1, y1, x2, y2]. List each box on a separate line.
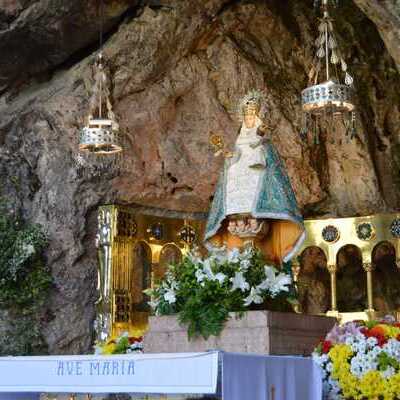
[383, 338, 400, 359]
[366, 336, 378, 348]
[326, 362, 333, 372]
[350, 349, 378, 378]
[327, 378, 342, 399]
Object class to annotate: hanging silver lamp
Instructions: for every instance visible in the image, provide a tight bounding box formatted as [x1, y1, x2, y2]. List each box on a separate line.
[301, 0, 356, 143]
[79, 0, 122, 155]
[79, 53, 122, 155]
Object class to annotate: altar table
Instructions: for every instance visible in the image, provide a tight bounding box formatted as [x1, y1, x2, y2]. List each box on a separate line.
[0, 351, 322, 400]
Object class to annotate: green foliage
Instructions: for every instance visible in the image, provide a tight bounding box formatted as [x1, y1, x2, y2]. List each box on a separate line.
[365, 320, 379, 330]
[113, 336, 131, 354]
[0, 316, 47, 355]
[377, 352, 400, 372]
[148, 248, 296, 339]
[0, 202, 52, 355]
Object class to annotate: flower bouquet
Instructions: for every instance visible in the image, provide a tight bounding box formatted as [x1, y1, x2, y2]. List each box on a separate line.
[313, 318, 400, 399]
[145, 247, 296, 339]
[95, 332, 143, 355]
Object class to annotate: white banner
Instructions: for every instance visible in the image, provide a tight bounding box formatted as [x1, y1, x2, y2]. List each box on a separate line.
[0, 352, 219, 395]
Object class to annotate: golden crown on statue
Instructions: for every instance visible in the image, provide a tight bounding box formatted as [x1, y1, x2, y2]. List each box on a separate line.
[238, 90, 263, 119]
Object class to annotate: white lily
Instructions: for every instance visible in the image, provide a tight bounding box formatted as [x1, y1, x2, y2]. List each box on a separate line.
[148, 299, 159, 310]
[167, 279, 179, 290]
[257, 266, 291, 297]
[227, 248, 241, 263]
[164, 288, 176, 304]
[241, 246, 255, 259]
[269, 273, 292, 296]
[244, 287, 263, 306]
[210, 245, 227, 260]
[165, 270, 179, 289]
[187, 249, 202, 265]
[239, 259, 251, 271]
[213, 272, 226, 284]
[195, 268, 206, 283]
[202, 258, 215, 280]
[264, 265, 277, 279]
[257, 266, 276, 290]
[230, 271, 250, 292]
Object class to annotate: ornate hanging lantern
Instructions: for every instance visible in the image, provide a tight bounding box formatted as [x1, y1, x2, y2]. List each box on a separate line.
[301, 0, 356, 144]
[79, 0, 122, 155]
[79, 54, 122, 155]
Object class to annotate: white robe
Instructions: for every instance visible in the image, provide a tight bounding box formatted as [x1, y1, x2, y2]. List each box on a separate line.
[225, 120, 266, 216]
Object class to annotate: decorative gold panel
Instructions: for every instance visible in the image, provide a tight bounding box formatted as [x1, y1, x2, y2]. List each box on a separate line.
[95, 208, 400, 340]
[299, 213, 400, 264]
[295, 213, 400, 322]
[95, 205, 205, 339]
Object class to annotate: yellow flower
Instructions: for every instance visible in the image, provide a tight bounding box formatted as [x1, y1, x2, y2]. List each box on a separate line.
[358, 371, 385, 397]
[387, 373, 400, 398]
[339, 372, 360, 399]
[323, 328, 400, 399]
[329, 344, 353, 381]
[101, 342, 116, 355]
[376, 324, 400, 339]
[329, 344, 353, 362]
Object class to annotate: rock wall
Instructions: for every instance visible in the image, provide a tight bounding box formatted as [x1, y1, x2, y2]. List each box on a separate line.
[0, 0, 400, 354]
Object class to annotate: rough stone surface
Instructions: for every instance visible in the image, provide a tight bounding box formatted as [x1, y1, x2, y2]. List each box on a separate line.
[0, 0, 399, 354]
[353, 0, 400, 71]
[144, 311, 336, 355]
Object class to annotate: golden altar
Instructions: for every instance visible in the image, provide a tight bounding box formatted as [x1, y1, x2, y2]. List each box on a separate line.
[95, 205, 205, 339]
[95, 205, 400, 339]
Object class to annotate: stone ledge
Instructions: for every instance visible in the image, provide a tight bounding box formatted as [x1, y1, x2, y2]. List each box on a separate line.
[144, 311, 336, 356]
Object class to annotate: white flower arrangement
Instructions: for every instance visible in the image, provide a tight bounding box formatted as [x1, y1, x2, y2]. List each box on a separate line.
[145, 247, 295, 338]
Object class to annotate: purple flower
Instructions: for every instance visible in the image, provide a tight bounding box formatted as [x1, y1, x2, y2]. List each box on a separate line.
[326, 322, 362, 344]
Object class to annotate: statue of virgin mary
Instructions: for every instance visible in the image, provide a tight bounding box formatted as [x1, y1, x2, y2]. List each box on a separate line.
[205, 91, 305, 265]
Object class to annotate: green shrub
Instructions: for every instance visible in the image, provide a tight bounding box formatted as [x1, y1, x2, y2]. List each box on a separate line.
[0, 203, 52, 355]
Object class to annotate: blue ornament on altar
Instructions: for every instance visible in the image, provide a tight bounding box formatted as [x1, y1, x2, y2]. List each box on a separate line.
[356, 222, 375, 241]
[390, 218, 400, 238]
[322, 225, 340, 243]
[147, 223, 164, 240]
